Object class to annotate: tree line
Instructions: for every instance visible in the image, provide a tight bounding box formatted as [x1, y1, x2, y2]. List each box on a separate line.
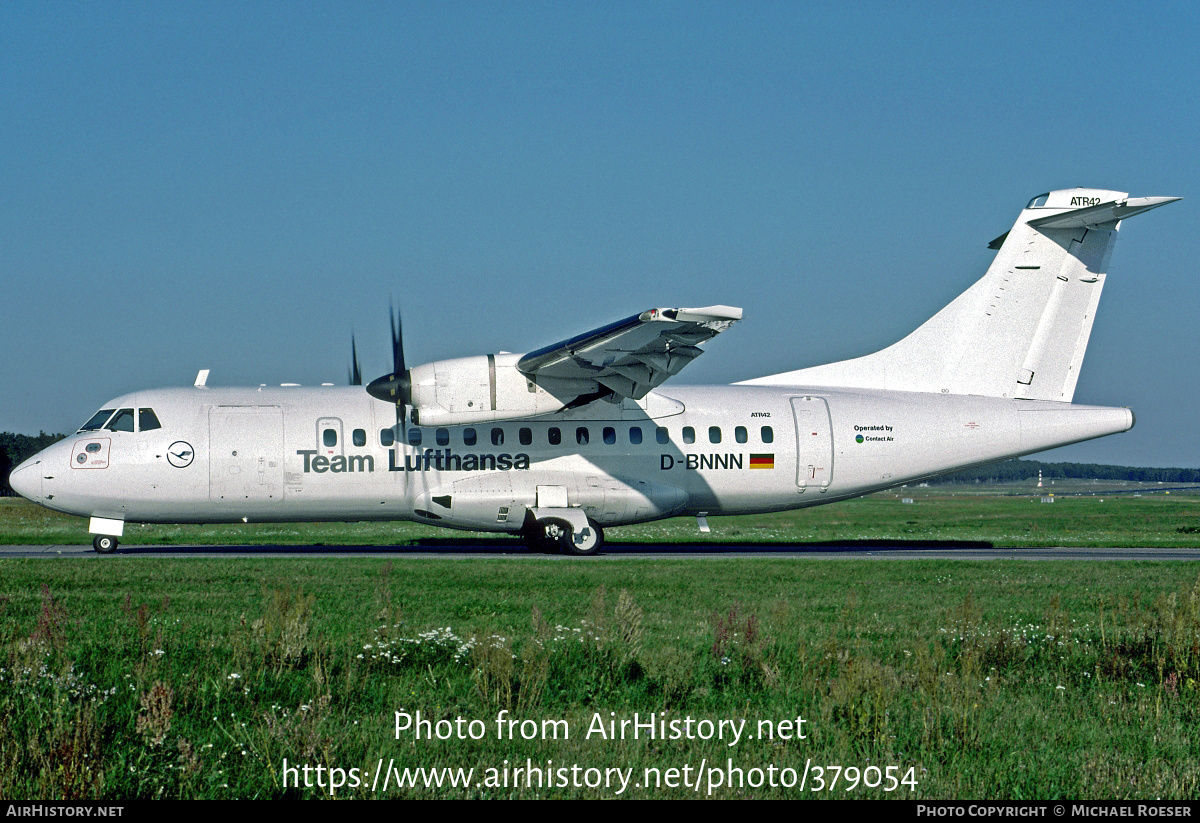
[929, 457, 1200, 485]
[0, 432, 66, 496]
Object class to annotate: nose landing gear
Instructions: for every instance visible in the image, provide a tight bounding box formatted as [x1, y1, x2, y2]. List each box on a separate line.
[92, 535, 119, 554]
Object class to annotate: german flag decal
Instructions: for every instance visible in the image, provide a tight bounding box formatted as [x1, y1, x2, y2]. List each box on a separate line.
[749, 453, 774, 469]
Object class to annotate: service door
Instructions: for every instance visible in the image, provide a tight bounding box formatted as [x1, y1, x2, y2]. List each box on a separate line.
[209, 406, 284, 502]
[790, 396, 833, 492]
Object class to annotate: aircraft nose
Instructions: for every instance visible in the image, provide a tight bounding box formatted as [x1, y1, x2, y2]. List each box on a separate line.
[8, 461, 42, 501]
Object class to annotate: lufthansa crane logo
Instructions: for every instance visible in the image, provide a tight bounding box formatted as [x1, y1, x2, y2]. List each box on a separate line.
[167, 441, 195, 468]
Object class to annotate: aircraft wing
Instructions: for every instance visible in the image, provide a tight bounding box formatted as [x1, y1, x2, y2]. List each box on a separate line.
[517, 305, 742, 401]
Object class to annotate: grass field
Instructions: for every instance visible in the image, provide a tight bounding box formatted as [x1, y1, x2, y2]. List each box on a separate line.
[3, 482, 1200, 549]
[3, 488, 1200, 799]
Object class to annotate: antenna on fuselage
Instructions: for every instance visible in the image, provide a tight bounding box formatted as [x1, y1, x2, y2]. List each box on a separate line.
[194, 369, 210, 388]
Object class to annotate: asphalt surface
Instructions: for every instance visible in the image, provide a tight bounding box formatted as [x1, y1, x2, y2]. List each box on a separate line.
[3, 542, 1200, 560]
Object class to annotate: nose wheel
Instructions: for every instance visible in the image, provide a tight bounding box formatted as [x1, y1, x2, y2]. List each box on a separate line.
[92, 535, 119, 554]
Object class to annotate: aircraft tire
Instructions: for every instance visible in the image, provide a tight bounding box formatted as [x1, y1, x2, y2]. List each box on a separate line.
[92, 535, 118, 554]
[521, 530, 556, 553]
[522, 519, 566, 553]
[562, 521, 604, 556]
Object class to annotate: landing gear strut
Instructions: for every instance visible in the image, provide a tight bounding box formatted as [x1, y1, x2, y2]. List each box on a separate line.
[92, 535, 119, 554]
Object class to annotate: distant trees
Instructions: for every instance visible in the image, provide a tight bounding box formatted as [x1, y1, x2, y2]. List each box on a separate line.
[929, 457, 1200, 485]
[0, 432, 66, 495]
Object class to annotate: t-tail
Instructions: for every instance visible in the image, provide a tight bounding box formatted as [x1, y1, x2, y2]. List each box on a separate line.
[744, 188, 1180, 400]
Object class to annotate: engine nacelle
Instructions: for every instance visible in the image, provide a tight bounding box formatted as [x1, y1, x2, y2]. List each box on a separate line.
[407, 353, 582, 426]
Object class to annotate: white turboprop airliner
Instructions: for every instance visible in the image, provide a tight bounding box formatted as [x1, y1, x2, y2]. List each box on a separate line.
[10, 188, 1180, 554]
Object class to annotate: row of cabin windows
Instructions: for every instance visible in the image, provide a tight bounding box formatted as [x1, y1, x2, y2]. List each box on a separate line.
[326, 424, 775, 449]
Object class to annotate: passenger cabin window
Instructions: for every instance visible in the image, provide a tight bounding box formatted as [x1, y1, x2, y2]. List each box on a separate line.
[709, 426, 722, 444]
[106, 409, 135, 433]
[80, 409, 115, 431]
[380, 428, 395, 447]
[682, 426, 695, 444]
[139, 409, 162, 431]
[353, 429, 366, 447]
[548, 427, 561, 446]
[761, 426, 774, 443]
[463, 428, 477, 446]
[603, 427, 616, 445]
[519, 427, 532, 446]
[407, 428, 422, 446]
[735, 426, 747, 444]
[656, 427, 669, 445]
[491, 428, 504, 446]
[629, 426, 642, 445]
[436, 428, 450, 446]
[576, 427, 589, 445]
[323, 428, 338, 447]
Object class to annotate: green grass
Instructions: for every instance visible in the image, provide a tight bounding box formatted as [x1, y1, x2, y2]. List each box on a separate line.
[3, 485, 1199, 548]
[4, 556, 1200, 798]
[3, 489, 1200, 799]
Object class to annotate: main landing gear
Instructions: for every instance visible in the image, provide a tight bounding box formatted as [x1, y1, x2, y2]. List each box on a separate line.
[92, 535, 119, 554]
[522, 516, 605, 556]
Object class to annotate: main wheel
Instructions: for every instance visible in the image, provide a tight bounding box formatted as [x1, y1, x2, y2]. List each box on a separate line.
[562, 521, 604, 556]
[522, 519, 568, 553]
[92, 535, 118, 554]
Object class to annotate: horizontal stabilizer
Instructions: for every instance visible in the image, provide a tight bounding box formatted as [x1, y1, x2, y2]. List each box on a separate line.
[1028, 196, 1180, 230]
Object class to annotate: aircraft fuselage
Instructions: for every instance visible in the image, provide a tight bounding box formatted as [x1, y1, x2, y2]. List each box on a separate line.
[11, 383, 1132, 536]
[12, 188, 1174, 552]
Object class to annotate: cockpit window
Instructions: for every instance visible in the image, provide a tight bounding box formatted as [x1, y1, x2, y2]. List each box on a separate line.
[79, 409, 116, 431]
[139, 409, 162, 431]
[1027, 193, 1050, 208]
[105, 408, 136, 432]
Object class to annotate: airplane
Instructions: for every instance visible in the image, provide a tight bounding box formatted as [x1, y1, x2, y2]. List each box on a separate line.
[8, 187, 1181, 555]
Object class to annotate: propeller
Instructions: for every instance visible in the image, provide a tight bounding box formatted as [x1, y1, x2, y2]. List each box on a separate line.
[366, 305, 413, 430]
[348, 334, 362, 386]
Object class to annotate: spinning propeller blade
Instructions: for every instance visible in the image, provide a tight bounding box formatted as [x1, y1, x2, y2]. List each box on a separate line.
[365, 305, 412, 431]
[348, 334, 362, 386]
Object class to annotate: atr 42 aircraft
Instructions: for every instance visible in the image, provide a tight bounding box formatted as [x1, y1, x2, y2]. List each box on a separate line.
[10, 188, 1180, 554]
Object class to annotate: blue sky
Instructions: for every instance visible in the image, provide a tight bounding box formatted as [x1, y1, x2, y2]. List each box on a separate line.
[2, 2, 1196, 466]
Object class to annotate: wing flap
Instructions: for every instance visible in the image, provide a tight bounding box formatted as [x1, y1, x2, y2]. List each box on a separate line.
[517, 305, 741, 400]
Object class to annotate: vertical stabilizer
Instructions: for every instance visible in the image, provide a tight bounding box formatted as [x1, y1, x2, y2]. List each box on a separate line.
[742, 189, 1179, 401]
